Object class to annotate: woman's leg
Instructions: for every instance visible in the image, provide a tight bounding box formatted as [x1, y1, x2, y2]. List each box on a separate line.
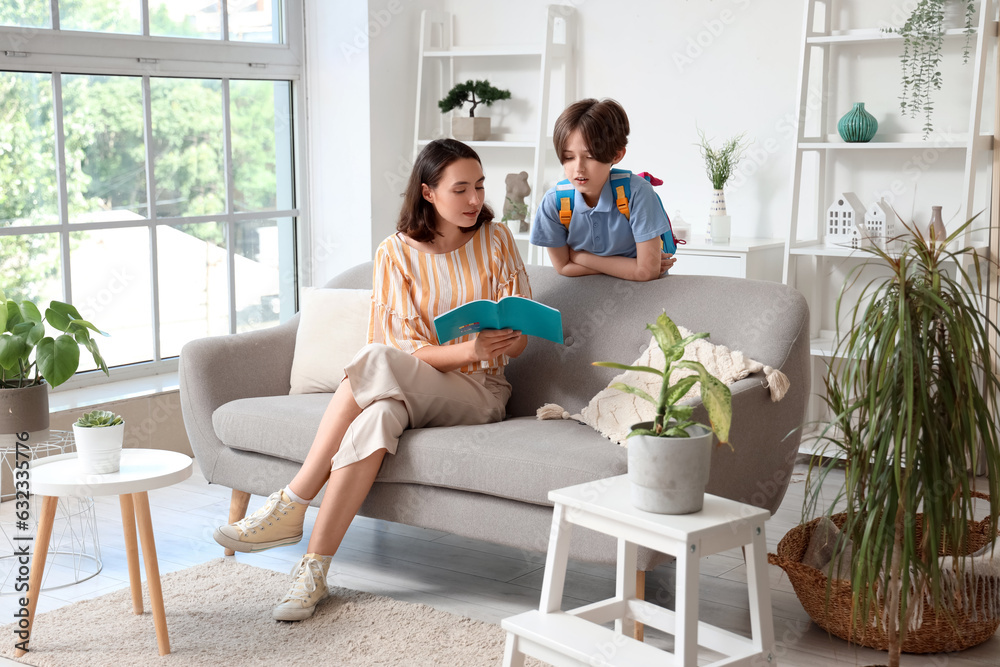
[306, 448, 386, 555]
[287, 377, 363, 501]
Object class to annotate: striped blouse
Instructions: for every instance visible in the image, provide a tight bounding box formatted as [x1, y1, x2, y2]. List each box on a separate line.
[367, 221, 532, 375]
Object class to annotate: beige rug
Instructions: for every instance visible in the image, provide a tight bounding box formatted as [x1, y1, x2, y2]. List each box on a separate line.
[1, 558, 543, 666]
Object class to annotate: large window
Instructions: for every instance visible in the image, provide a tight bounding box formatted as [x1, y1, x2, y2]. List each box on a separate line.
[0, 1, 302, 385]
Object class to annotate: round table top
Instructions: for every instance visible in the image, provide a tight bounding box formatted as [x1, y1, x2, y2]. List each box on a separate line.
[31, 448, 193, 497]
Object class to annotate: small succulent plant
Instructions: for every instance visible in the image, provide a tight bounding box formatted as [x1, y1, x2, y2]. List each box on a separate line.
[75, 409, 124, 427]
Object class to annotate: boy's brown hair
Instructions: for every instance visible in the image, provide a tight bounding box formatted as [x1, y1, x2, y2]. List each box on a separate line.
[553, 98, 629, 164]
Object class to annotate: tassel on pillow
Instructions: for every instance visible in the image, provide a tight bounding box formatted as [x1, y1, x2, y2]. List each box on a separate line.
[762, 366, 790, 402]
[536, 404, 579, 420]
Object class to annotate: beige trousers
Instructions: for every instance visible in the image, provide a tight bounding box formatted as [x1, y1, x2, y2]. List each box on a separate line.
[331, 344, 511, 471]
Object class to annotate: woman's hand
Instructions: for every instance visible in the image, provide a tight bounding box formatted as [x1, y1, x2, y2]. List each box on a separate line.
[473, 328, 523, 362]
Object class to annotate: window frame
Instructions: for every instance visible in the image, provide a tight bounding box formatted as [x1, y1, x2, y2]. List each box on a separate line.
[0, 0, 307, 391]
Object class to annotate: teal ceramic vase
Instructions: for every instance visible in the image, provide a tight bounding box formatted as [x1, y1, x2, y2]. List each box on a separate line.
[838, 102, 878, 142]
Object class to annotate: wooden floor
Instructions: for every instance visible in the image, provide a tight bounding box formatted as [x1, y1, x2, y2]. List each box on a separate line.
[1, 456, 997, 666]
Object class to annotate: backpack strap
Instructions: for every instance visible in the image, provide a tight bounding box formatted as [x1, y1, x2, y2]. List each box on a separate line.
[609, 168, 632, 220]
[554, 179, 576, 229]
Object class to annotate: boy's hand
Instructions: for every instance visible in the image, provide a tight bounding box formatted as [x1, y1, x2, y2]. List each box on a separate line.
[473, 328, 523, 362]
[661, 253, 676, 275]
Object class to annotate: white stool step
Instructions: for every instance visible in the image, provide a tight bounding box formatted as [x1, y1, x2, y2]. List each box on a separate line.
[503, 610, 665, 667]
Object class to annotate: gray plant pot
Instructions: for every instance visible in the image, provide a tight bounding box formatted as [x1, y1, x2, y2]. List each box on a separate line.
[451, 116, 491, 141]
[626, 422, 713, 514]
[0, 382, 51, 446]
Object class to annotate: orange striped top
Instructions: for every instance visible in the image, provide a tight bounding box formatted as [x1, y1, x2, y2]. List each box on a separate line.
[368, 222, 531, 375]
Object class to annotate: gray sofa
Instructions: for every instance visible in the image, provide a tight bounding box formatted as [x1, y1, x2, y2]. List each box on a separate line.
[179, 263, 810, 572]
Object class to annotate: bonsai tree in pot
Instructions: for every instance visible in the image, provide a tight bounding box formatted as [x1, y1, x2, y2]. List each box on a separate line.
[696, 128, 748, 243]
[0, 290, 110, 439]
[798, 215, 1000, 665]
[438, 79, 511, 142]
[594, 311, 732, 514]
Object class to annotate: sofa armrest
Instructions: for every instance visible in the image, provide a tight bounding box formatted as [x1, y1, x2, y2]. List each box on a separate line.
[179, 317, 299, 479]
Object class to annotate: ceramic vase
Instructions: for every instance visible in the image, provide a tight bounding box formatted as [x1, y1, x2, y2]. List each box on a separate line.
[837, 103, 878, 143]
[0, 382, 51, 447]
[929, 205, 947, 245]
[626, 422, 713, 514]
[73, 421, 125, 474]
[708, 189, 728, 242]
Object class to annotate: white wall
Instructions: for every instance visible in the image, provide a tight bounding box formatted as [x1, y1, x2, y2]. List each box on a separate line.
[310, 0, 992, 281]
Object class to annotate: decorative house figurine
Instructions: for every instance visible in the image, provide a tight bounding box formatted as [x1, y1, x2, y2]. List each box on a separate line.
[849, 222, 872, 250]
[864, 198, 895, 251]
[825, 192, 866, 247]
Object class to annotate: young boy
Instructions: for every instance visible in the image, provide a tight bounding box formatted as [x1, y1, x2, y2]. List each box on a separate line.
[529, 98, 676, 281]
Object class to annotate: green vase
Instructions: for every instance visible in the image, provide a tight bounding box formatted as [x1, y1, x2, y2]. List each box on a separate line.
[837, 102, 878, 143]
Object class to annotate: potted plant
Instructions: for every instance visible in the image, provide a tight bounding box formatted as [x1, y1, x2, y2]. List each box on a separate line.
[696, 128, 748, 244]
[776, 215, 1000, 665]
[594, 311, 732, 514]
[0, 291, 110, 442]
[438, 79, 511, 141]
[886, 0, 977, 139]
[72, 409, 125, 474]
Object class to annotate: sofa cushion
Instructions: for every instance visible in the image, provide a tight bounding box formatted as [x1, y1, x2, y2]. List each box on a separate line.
[214, 396, 625, 505]
[289, 288, 371, 394]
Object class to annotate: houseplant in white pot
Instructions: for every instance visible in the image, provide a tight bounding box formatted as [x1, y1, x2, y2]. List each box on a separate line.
[696, 128, 748, 244]
[594, 311, 732, 514]
[438, 79, 511, 141]
[72, 409, 125, 474]
[0, 290, 110, 444]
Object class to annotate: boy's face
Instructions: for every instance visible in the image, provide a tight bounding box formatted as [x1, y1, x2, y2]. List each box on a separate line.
[560, 129, 622, 207]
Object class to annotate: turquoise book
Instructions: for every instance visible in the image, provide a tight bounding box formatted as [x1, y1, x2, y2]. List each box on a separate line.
[433, 296, 563, 345]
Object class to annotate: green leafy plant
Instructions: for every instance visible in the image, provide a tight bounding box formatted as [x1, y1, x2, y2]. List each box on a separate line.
[804, 214, 1000, 667]
[501, 197, 528, 223]
[696, 128, 749, 190]
[593, 311, 732, 446]
[885, 0, 977, 138]
[438, 79, 511, 117]
[0, 290, 110, 389]
[75, 409, 123, 427]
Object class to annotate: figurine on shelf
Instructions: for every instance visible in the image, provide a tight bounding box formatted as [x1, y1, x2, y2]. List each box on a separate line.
[502, 171, 531, 234]
[863, 198, 895, 251]
[825, 192, 866, 247]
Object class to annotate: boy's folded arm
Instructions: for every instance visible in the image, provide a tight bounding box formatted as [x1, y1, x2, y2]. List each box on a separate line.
[571, 238, 663, 281]
[546, 245, 600, 276]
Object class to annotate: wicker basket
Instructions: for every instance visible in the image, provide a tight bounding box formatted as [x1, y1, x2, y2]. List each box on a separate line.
[768, 503, 1000, 654]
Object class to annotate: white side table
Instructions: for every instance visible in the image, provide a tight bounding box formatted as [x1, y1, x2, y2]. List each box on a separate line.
[501, 475, 776, 667]
[671, 237, 785, 281]
[16, 449, 192, 658]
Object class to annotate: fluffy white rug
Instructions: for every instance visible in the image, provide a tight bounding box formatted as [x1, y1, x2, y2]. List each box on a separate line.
[2, 558, 543, 666]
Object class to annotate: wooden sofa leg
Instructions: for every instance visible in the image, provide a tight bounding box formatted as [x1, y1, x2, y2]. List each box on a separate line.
[634, 570, 645, 642]
[224, 489, 252, 556]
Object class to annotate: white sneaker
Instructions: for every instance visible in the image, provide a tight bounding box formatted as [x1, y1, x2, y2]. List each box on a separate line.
[214, 490, 306, 553]
[272, 553, 332, 621]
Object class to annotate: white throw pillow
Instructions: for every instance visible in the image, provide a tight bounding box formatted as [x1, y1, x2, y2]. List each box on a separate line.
[289, 288, 371, 395]
[575, 326, 785, 446]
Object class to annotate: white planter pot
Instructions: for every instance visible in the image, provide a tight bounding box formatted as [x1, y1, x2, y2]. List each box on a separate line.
[72, 422, 125, 474]
[451, 116, 491, 141]
[626, 422, 713, 514]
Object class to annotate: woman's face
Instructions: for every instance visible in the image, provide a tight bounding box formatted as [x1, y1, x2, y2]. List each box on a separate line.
[422, 158, 485, 231]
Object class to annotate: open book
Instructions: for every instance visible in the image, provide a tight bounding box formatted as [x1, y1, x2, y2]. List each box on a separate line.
[433, 296, 563, 345]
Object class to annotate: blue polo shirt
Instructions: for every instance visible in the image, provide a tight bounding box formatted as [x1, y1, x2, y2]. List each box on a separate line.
[529, 174, 670, 258]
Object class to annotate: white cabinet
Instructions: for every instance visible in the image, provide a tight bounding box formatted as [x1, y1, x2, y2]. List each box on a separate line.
[412, 6, 575, 264]
[670, 237, 785, 281]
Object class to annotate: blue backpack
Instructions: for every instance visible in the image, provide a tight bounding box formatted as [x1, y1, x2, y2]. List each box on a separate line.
[554, 168, 682, 254]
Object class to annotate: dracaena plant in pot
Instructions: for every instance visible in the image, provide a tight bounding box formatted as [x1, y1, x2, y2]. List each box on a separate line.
[73, 409, 125, 474]
[0, 290, 110, 443]
[594, 311, 732, 514]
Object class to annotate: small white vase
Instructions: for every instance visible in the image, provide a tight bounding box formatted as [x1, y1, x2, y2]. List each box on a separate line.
[709, 188, 727, 216]
[710, 214, 732, 244]
[626, 422, 713, 514]
[73, 422, 125, 474]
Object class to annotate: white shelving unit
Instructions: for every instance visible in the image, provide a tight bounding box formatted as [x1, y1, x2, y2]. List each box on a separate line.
[412, 6, 575, 264]
[783, 0, 998, 453]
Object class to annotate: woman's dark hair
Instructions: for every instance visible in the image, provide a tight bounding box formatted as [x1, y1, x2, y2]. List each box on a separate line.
[398, 139, 494, 243]
[553, 98, 629, 164]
